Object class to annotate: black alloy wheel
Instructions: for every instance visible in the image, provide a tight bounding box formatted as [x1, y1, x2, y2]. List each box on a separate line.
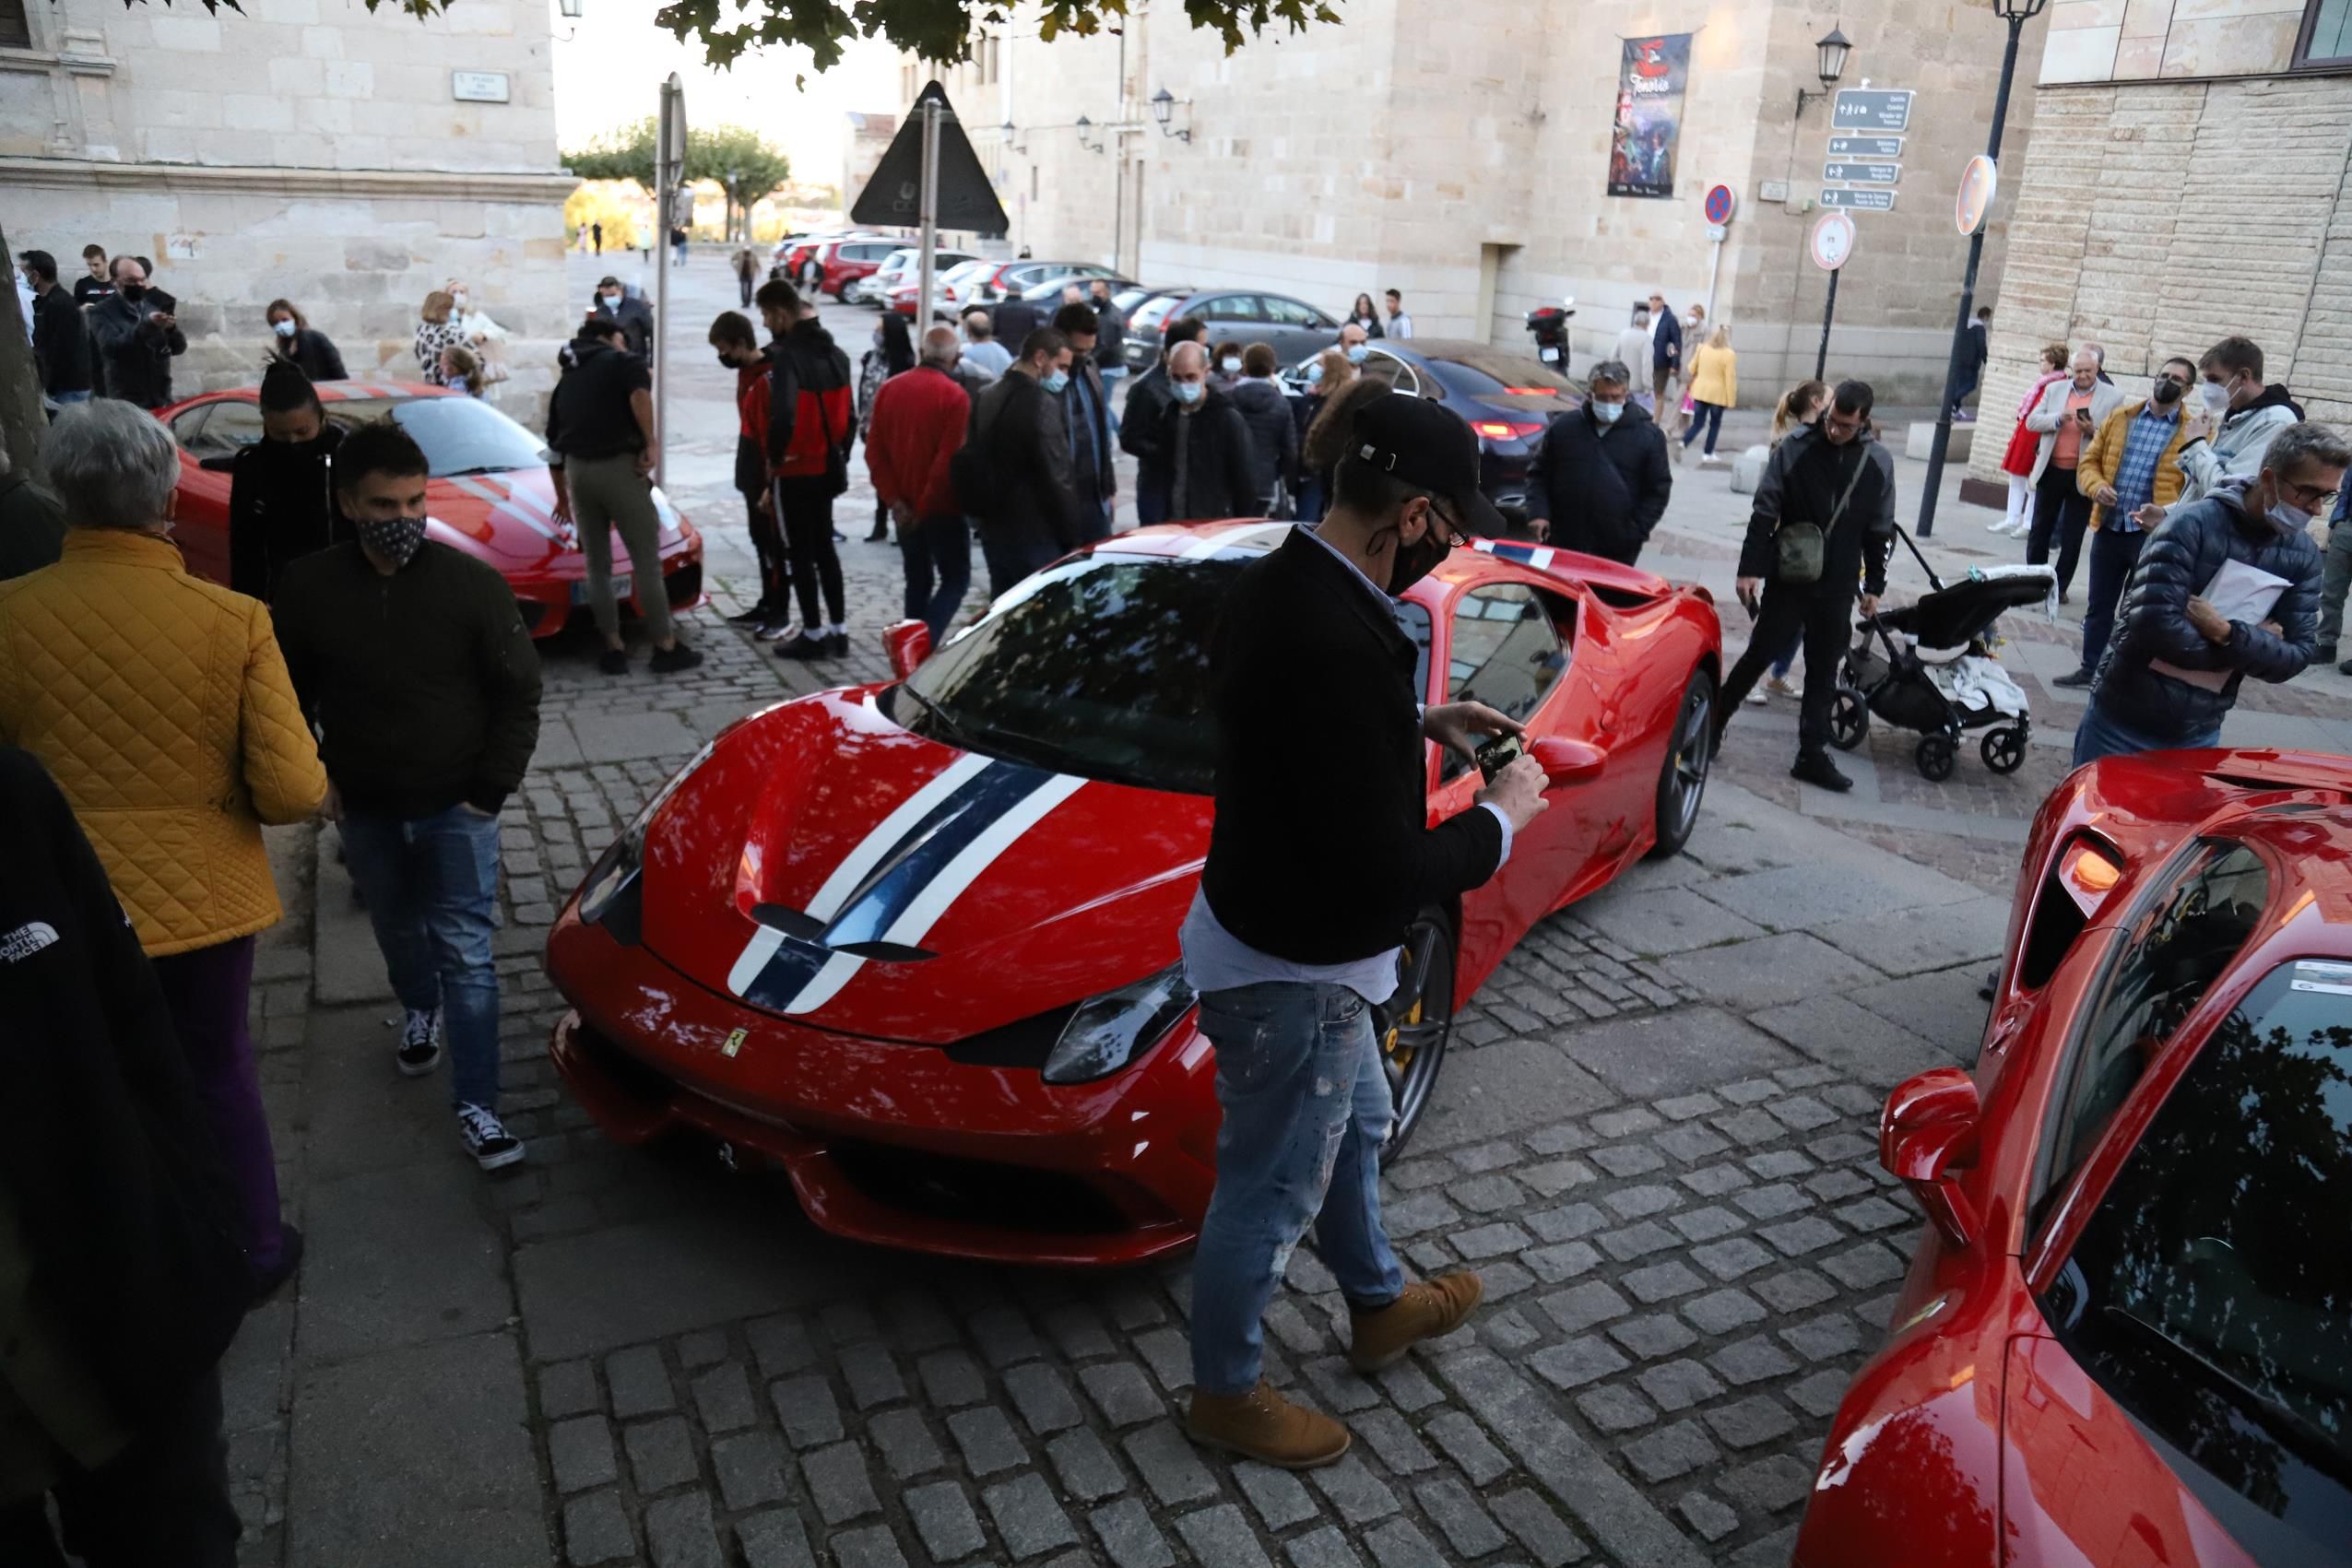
[1649, 670, 1717, 859]
[1379, 909, 1456, 1164]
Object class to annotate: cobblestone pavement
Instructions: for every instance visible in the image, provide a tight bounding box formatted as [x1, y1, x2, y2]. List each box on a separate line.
[221, 253, 2343, 1567]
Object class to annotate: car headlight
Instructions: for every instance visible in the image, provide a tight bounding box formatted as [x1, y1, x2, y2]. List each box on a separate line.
[1040, 965, 1196, 1085]
[577, 739, 713, 926]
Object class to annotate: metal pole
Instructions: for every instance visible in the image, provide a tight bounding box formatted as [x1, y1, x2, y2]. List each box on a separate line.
[1704, 234, 1723, 325]
[1917, 12, 2026, 539]
[654, 77, 674, 489]
[1815, 265, 1839, 383]
[917, 98, 941, 334]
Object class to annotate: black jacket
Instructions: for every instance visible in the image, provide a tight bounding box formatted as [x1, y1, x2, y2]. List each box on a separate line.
[270, 327, 347, 383]
[30, 286, 93, 395]
[1229, 378, 1299, 501]
[1737, 425, 1897, 596]
[1158, 387, 1261, 522]
[1200, 531, 1503, 964]
[546, 336, 652, 463]
[1528, 400, 1672, 565]
[87, 289, 186, 409]
[991, 299, 1042, 353]
[765, 317, 854, 476]
[0, 747, 249, 1430]
[969, 369, 1079, 553]
[0, 470, 65, 583]
[1650, 312, 1683, 374]
[272, 540, 542, 818]
[1092, 302, 1127, 371]
[1121, 362, 1176, 483]
[2095, 480, 2321, 736]
[229, 425, 349, 602]
[597, 294, 655, 362]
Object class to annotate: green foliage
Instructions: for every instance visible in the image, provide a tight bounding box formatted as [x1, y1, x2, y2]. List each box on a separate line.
[125, 0, 1341, 76]
[561, 119, 792, 201]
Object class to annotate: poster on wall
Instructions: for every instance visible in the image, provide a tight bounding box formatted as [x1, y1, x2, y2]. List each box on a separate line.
[1608, 34, 1692, 201]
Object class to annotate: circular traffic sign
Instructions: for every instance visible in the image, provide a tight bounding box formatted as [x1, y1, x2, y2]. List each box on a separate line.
[1956, 154, 1998, 236]
[1705, 183, 1736, 225]
[1810, 209, 1855, 272]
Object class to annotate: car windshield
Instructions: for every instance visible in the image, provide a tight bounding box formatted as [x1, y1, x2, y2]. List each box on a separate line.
[2042, 960, 2352, 1561]
[892, 554, 1235, 794]
[325, 396, 550, 476]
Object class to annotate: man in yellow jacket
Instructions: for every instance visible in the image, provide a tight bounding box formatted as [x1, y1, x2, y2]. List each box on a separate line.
[2054, 355, 2195, 688]
[0, 400, 326, 1300]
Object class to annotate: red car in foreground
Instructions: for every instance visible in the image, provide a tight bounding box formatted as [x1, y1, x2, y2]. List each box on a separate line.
[1796, 749, 2352, 1568]
[544, 523, 1723, 1266]
[159, 381, 703, 637]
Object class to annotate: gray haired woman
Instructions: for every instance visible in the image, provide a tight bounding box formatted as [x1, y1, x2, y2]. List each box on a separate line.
[0, 400, 327, 1304]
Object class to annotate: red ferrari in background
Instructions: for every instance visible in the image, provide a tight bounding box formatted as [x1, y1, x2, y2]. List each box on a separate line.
[544, 523, 1723, 1267]
[158, 381, 705, 637]
[1796, 749, 2352, 1568]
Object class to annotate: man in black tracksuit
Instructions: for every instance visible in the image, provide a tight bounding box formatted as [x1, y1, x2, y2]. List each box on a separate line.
[0, 747, 250, 1566]
[228, 361, 348, 603]
[1526, 358, 1672, 565]
[1720, 380, 1897, 793]
[759, 279, 853, 659]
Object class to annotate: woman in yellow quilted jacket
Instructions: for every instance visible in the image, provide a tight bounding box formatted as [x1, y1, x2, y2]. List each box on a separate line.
[0, 400, 326, 1301]
[1679, 324, 1739, 466]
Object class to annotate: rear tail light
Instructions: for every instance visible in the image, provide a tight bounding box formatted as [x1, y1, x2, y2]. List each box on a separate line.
[1503, 387, 1561, 396]
[1471, 420, 1547, 441]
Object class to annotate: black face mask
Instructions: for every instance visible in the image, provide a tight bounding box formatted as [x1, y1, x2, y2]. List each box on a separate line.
[118, 282, 147, 302]
[2151, 377, 2185, 407]
[1386, 511, 1454, 597]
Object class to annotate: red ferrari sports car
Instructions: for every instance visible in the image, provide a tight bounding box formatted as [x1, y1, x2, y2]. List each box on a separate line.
[1795, 748, 2352, 1568]
[544, 523, 1722, 1267]
[158, 380, 704, 637]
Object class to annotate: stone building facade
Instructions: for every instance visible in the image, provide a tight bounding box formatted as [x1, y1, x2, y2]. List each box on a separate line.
[3, 0, 573, 408]
[1970, 0, 2352, 483]
[905, 0, 2050, 403]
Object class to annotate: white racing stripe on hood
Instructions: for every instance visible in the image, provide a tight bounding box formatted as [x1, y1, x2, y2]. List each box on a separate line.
[722, 750, 993, 999]
[775, 770, 1088, 1016]
[444, 474, 561, 542]
[1177, 521, 1291, 560]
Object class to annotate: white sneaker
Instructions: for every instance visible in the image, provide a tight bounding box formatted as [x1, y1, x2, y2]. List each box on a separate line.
[456, 1102, 526, 1171]
[1764, 674, 1804, 700]
[1986, 518, 2010, 532]
[1745, 686, 1767, 705]
[396, 1007, 443, 1078]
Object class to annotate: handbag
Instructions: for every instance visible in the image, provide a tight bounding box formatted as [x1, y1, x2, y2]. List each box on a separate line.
[1774, 446, 1872, 586]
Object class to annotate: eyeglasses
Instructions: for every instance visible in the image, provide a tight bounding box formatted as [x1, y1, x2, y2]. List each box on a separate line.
[2279, 477, 2340, 513]
[1821, 411, 1864, 438]
[1427, 500, 1471, 548]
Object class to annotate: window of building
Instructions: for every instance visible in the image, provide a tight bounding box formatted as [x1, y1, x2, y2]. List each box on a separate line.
[2297, 0, 2352, 66]
[0, 0, 30, 49]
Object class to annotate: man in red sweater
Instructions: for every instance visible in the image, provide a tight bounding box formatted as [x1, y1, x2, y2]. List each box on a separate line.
[865, 325, 974, 643]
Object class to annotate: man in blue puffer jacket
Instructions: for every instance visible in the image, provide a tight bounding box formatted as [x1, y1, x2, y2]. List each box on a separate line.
[2078, 421, 2346, 764]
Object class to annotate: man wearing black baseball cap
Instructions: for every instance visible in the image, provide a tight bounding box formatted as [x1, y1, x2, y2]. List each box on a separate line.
[1179, 395, 1547, 1468]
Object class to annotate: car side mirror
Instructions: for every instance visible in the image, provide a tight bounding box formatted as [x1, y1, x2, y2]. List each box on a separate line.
[197, 452, 237, 472]
[883, 619, 932, 681]
[1528, 736, 1608, 788]
[1879, 1067, 1982, 1249]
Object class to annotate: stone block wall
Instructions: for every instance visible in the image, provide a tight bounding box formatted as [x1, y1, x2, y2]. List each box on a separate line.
[1969, 72, 2352, 482]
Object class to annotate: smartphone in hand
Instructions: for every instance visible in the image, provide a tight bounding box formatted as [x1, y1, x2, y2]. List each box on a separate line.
[1475, 734, 1525, 784]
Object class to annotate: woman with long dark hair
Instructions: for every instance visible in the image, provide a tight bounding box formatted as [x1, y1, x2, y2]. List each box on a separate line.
[1345, 292, 1386, 339]
[264, 299, 346, 382]
[857, 314, 920, 542]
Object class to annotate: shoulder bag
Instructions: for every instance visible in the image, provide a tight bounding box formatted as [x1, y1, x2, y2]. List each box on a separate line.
[1774, 447, 1872, 586]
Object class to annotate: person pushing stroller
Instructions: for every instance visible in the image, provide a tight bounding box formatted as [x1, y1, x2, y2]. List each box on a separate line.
[1717, 380, 1897, 792]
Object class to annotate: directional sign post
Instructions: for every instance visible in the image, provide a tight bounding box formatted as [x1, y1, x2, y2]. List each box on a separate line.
[1820, 187, 1897, 212]
[1832, 88, 1914, 132]
[653, 72, 684, 489]
[1827, 135, 1903, 159]
[1822, 160, 1900, 185]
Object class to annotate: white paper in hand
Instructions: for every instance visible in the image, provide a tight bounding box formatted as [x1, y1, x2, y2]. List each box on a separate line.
[2150, 558, 2292, 692]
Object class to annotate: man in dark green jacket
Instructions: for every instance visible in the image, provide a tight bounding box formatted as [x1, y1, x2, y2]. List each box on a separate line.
[272, 421, 542, 1172]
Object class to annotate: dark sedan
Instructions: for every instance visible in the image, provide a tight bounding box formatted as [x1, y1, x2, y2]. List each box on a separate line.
[1123, 289, 1341, 371]
[1282, 341, 1581, 509]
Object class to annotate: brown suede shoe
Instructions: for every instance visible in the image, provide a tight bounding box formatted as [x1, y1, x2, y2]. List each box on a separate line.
[1184, 1381, 1352, 1470]
[1348, 1272, 1484, 1373]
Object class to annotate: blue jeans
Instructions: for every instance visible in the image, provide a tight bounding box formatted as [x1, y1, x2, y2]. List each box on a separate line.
[53, 389, 91, 406]
[2072, 695, 2220, 766]
[1134, 480, 1169, 528]
[1682, 400, 1726, 455]
[339, 803, 504, 1111]
[1294, 475, 1327, 525]
[2079, 526, 2145, 676]
[901, 513, 971, 643]
[1189, 981, 1404, 1396]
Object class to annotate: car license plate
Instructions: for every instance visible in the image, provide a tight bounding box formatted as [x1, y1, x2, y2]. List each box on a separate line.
[572, 574, 630, 605]
[1539, 346, 1561, 364]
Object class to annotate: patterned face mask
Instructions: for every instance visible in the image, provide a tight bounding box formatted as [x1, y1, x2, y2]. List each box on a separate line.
[357, 513, 427, 567]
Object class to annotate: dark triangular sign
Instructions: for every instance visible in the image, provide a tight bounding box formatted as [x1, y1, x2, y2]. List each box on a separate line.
[850, 82, 1011, 238]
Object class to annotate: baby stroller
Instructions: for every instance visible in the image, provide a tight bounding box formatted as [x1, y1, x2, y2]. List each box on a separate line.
[1829, 528, 2054, 782]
